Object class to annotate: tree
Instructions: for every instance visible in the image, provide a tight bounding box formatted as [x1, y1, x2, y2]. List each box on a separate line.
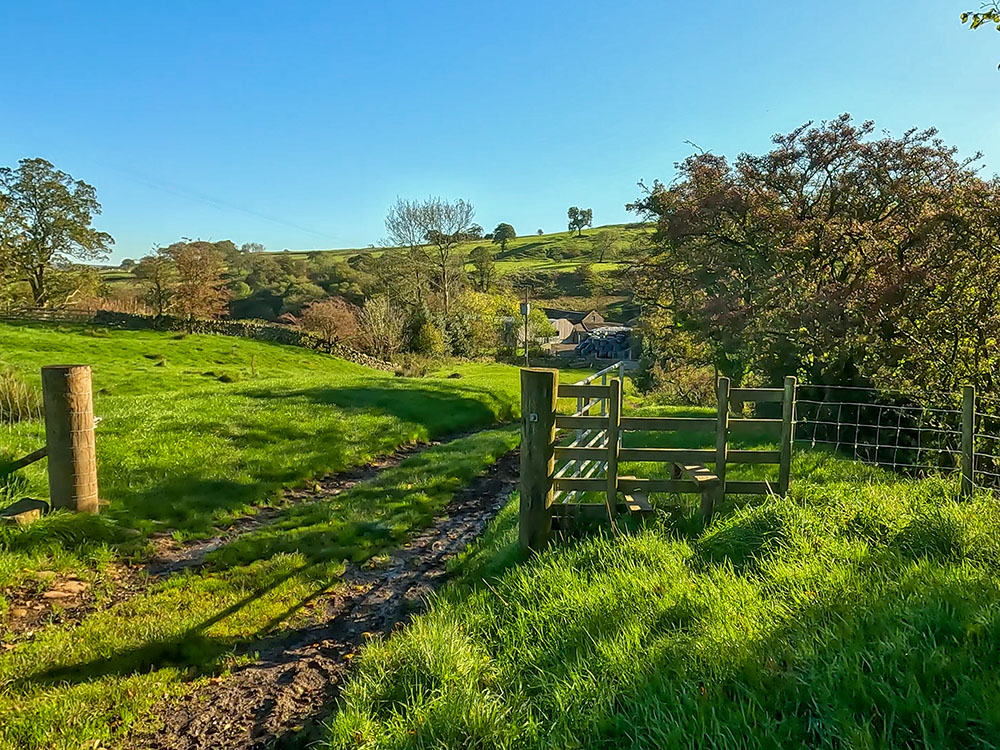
[161, 240, 230, 319]
[358, 294, 405, 359]
[465, 223, 484, 241]
[593, 228, 621, 262]
[240, 242, 266, 254]
[491, 223, 516, 253]
[0, 158, 112, 305]
[300, 297, 360, 344]
[567, 206, 593, 237]
[386, 197, 476, 315]
[468, 246, 496, 291]
[134, 254, 177, 317]
[537, 229, 544, 235]
[626, 113, 1000, 393]
[384, 197, 434, 306]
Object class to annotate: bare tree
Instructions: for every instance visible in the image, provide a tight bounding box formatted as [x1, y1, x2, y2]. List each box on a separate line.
[384, 197, 433, 305]
[417, 197, 476, 314]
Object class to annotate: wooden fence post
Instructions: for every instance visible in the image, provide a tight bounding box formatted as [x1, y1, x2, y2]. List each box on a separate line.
[962, 385, 976, 497]
[41, 365, 99, 514]
[714, 377, 730, 509]
[778, 375, 797, 495]
[520, 368, 558, 552]
[606, 378, 622, 517]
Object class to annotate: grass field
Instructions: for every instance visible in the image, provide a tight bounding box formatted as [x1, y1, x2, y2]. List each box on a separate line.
[0, 322, 538, 590]
[0, 322, 554, 749]
[323, 406, 1000, 748]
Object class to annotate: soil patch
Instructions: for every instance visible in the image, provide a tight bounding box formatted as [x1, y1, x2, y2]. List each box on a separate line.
[128, 448, 519, 750]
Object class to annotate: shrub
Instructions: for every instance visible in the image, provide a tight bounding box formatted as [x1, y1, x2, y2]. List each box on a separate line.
[412, 322, 446, 357]
[0, 370, 41, 424]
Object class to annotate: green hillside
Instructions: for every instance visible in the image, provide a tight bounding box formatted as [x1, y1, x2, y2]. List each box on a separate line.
[264, 223, 648, 274]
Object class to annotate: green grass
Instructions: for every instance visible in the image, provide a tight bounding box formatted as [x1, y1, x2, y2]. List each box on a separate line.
[0, 420, 520, 750]
[323, 405, 1000, 749]
[0, 322, 532, 587]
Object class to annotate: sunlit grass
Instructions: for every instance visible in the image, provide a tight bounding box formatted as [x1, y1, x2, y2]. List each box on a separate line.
[0, 426, 519, 750]
[324, 407, 999, 749]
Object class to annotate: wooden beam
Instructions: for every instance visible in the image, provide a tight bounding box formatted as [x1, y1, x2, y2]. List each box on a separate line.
[728, 450, 781, 464]
[555, 415, 607, 430]
[42, 365, 99, 514]
[730, 387, 783, 403]
[619, 448, 716, 463]
[605, 378, 622, 524]
[557, 384, 611, 399]
[715, 377, 730, 512]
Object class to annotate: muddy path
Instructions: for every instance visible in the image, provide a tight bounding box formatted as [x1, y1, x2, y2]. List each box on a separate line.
[126, 448, 519, 750]
[2, 428, 500, 646]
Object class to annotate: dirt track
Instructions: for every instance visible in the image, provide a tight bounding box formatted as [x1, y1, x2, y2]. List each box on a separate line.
[127, 448, 519, 750]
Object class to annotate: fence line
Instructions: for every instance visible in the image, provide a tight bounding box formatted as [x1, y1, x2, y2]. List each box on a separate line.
[794, 383, 1000, 493]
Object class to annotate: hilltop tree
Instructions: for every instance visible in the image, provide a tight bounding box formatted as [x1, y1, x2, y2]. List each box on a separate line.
[491, 223, 516, 253]
[567, 206, 593, 237]
[468, 246, 496, 291]
[0, 158, 113, 305]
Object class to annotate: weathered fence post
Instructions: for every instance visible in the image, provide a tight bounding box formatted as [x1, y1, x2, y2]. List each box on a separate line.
[606, 378, 622, 514]
[42, 365, 99, 514]
[520, 368, 558, 552]
[961, 385, 976, 497]
[714, 377, 730, 509]
[778, 375, 797, 495]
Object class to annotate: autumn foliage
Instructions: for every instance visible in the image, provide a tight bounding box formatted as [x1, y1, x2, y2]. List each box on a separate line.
[627, 114, 1000, 392]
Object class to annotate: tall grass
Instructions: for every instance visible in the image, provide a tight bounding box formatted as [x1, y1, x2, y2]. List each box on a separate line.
[325, 421, 1000, 748]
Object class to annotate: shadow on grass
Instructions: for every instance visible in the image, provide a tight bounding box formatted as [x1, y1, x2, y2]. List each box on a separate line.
[328, 496, 1000, 748]
[242, 382, 516, 431]
[15, 559, 335, 689]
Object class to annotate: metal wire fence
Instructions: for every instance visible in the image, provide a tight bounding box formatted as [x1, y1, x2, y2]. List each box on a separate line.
[795, 383, 1000, 492]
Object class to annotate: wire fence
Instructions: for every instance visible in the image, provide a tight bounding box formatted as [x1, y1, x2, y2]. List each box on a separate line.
[795, 383, 1000, 492]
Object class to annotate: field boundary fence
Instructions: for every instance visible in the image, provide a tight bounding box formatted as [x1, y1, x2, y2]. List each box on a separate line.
[794, 383, 998, 494]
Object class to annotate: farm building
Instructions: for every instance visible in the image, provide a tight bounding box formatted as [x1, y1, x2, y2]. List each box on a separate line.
[543, 308, 636, 360]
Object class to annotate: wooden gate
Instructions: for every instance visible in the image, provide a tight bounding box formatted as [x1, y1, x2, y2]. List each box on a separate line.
[519, 367, 796, 552]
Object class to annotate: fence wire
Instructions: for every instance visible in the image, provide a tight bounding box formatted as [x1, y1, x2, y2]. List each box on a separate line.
[795, 384, 1000, 491]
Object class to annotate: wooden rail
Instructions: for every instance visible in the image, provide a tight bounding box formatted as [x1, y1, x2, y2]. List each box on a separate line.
[520, 369, 798, 548]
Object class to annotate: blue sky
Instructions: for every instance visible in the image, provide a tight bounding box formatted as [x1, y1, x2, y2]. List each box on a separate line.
[2, 1, 998, 262]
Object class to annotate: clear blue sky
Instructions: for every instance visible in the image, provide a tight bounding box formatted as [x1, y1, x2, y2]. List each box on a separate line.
[2, 1, 997, 262]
